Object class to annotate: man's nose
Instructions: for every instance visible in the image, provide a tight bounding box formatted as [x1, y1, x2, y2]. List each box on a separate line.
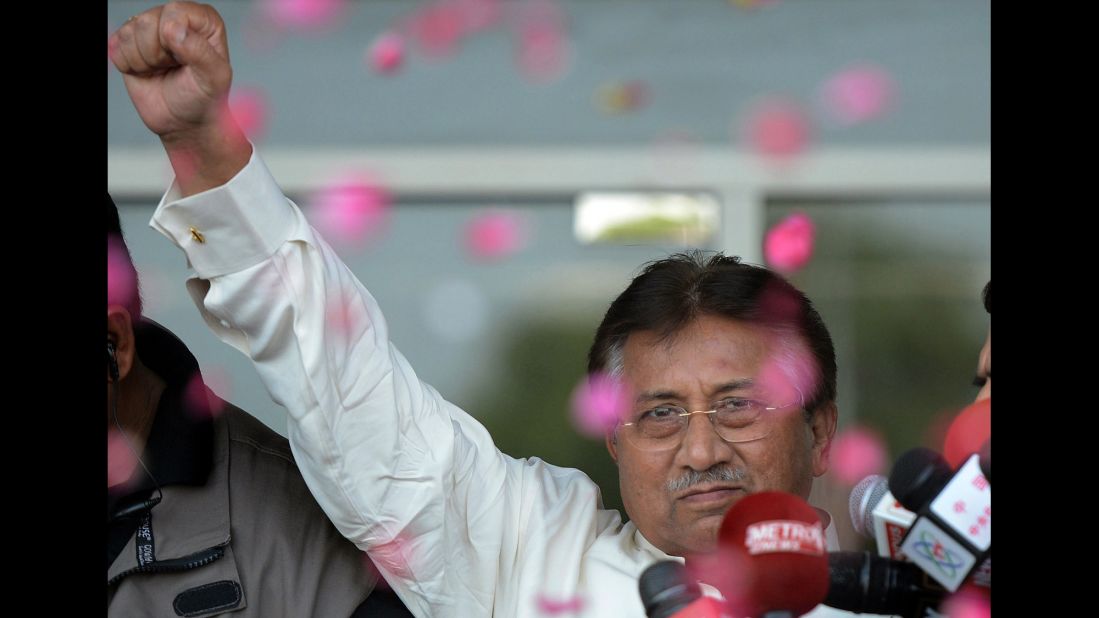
[677, 412, 734, 470]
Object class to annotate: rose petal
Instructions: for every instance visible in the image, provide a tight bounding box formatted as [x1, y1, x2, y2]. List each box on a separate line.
[107, 428, 139, 489]
[227, 88, 269, 142]
[819, 64, 895, 126]
[310, 172, 392, 249]
[368, 32, 406, 74]
[764, 212, 816, 274]
[742, 99, 812, 160]
[570, 372, 632, 439]
[465, 210, 528, 260]
[262, 0, 347, 31]
[831, 426, 888, 486]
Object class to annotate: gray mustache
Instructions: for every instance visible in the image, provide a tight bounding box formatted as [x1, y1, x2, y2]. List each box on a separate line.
[667, 466, 747, 493]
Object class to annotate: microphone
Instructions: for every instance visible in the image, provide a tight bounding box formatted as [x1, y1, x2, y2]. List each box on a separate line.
[824, 551, 947, 618]
[639, 561, 728, 618]
[889, 448, 991, 591]
[942, 398, 990, 471]
[849, 475, 916, 560]
[978, 439, 990, 483]
[715, 491, 830, 618]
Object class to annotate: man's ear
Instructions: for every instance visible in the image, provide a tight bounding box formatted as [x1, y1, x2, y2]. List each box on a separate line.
[809, 401, 838, 478]
[605, 431, 619, 464]
[107, 306, 136, 382]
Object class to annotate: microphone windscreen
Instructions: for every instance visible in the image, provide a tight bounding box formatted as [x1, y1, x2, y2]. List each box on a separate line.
[849, 475, 888, 538]
[888, 448, 952, 513]
[639, 561, 701, 618]
[943, 398, 991, 469]
[716, 491, 829, 617]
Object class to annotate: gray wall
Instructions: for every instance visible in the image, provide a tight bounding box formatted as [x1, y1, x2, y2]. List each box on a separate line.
[109, 0, 991, 148]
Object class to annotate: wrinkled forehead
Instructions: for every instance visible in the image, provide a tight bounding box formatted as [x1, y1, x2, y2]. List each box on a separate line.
[620, 315, 818, 407]
[621, 317, 771, 387]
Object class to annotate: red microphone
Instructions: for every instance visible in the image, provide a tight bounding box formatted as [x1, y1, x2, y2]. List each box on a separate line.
[942, 398, 990, 470]
[713, 491, 830, 617]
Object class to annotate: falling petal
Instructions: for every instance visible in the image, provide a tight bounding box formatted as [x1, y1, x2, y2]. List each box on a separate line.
[819, 64, 895, 126]
[514, 0, 570, 83]
[764, 212, 815, 274]
[831, 426, 888, 486]
[742, 99, 812, 160]
[227, 88, 269, 142]
[535, 594, 586, 615]
[184, 370, 229, 420]
[465, 210, 528, 260]
[570, 372, 631, 438]
[407, 1, 465, 58]
[261, 0, 348, 32]
[108, 428, 140, 489]
[310, 172, 392, 249]
[368, 32, 406, 75]
[942, 587, 991, 618]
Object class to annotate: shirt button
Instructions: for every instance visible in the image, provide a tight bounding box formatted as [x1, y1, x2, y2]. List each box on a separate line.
[189, 227, 206, 244]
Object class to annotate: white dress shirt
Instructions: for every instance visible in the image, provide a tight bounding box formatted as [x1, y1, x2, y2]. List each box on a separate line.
[151, 151, 875, 618]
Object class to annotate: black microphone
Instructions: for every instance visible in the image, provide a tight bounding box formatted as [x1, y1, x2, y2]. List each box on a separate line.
[889, 448, 991, 592]
[639, 561, 725, 618]
[824, 551, 947, 618]
[979, 439, 990, 483]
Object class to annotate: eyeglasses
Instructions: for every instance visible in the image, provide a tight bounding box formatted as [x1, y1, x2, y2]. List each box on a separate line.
[617, 394, 803, 452]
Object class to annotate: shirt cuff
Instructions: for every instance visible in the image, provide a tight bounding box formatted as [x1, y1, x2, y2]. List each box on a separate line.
[149, 148, 297, 279]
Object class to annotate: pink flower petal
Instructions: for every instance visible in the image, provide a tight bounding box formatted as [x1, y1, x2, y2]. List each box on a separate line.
[764, 212, 816, 274]
[371, 531, 418, 580]
[184, 370, 229, 420]
[368, 32, 406, 75]
[407, 2, 465, 59]
[227, 88, 269, 142]
[819, 64, 896, 126]
[830, 426, 888, 486]
[309, 172, 392, 249]
[754, 343, 818, 418]
[742, 98, 812, 160]
[452, 0, 504, 35]
[570, 372, 632, 439]
[686, 545, 754, 616]
[535, 594, 586, 615]
[261, 0, 348, 31]
[942, 587, 991, 618]
[465, 210, 528, 260]
[107, 428, 139, 489]
[514, 0, 570, 82]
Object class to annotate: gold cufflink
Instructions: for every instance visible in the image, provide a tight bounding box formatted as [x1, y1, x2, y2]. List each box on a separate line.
[189, 227, 206, 244]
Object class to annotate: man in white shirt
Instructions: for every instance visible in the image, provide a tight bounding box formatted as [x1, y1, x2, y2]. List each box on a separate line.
[110, 4, 863, 616]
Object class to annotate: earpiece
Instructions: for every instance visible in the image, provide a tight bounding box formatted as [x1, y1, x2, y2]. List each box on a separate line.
[108, 340, 119, 382]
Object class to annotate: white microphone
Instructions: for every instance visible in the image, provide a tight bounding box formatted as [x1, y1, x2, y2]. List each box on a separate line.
[849, 475, 916, 560]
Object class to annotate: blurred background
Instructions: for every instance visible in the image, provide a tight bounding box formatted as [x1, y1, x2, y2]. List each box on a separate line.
[107, 0, 991, 552]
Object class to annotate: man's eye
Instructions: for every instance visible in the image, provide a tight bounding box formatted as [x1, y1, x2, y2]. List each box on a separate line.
[716, 398, 756, 412]
[643, 407, 679, 420]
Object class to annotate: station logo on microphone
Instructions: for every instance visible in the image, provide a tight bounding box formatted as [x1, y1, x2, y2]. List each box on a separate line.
[745, 520, 824, 556]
